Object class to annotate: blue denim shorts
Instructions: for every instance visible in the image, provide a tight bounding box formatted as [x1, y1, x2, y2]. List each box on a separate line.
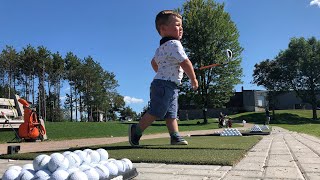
[148, 79, 179, 119]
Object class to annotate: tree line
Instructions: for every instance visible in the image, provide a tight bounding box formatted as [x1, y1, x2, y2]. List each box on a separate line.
[0, 44, 137, 122]
[253, 37, 320, 120]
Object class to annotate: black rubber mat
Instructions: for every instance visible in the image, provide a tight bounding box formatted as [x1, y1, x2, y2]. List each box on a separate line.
[191, 131, 270, 137]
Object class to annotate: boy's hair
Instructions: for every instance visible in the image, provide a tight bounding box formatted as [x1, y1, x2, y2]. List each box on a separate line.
[155, 10, 182, 35]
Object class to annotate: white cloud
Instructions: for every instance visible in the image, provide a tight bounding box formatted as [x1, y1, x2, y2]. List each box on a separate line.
[124, 96, 144, 104]
[60, 96, 67, 101]
[310, 0, 320, 7]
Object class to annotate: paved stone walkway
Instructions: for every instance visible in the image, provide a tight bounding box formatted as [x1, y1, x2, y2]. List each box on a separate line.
[1, 126, 320, 179]
[133, 127, 320, 180]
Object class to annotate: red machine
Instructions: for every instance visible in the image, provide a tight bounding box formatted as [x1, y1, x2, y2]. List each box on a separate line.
[18, 98, 47, 141]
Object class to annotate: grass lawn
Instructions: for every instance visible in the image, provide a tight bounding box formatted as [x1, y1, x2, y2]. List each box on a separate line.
[230, 109, 320, 137]
[276, 124, 320, 137]
[0, 135, 262, 166]
[0, 118, 240, 143]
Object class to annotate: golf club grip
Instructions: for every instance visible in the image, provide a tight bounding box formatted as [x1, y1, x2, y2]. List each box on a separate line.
[199, 63, 221, 70]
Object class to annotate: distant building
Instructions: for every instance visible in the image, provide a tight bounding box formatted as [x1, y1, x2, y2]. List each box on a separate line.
[268, 91, 319, 110]
[226, 88, 318, 111]
[226, 88, 268, 112]
[179, 87, 319, 120]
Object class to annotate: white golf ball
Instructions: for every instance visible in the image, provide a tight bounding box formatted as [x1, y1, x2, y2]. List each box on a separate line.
[18, 169, 35, 180]
[48, 153, 69, 172]
[96, 148, 109, 161]
[33, 154, 51, 171]
[107, 158, 116, 162]
[67, 167, 80, 174]
[2, 168, 20, 180]
[64, 152, 81, 168]
[79, 164, 92, 171]
[121, 158, 133, 171]
[113, 160, 126, 173]
[73, 150, 82, 154]
[85, 149, 100, 163]
[62, 151, 72, 156]
[94, 164, 109, 179]
[75, 151, 91, 165]
[8, 165, 22, 172]
[101, 161, 118, 176]
[68, 171, 88, 180]
[50, 169, 69, 180]
[82, 166, 99, 180]
[89, 162, 100, 168]
[33, 169, 51, 180]
[83, 149, 93, 153]
[22, 163, 34, 171]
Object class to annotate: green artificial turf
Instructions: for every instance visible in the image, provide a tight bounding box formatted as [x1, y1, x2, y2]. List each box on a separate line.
[0, 118, 234, 143]
[0, 135, 262, 166]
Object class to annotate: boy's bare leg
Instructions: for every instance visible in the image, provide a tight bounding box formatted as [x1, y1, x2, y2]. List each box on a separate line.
[138, 112, 158, 131]
[165, 118, 179, 134]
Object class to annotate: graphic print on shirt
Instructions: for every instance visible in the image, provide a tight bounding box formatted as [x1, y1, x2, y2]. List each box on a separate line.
[153, 40, 188, 84]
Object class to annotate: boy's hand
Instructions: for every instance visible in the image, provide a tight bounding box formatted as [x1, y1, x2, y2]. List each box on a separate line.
[191, 78, 198, 91]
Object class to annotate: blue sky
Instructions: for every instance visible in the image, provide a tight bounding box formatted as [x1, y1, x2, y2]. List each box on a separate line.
[1, 0, 320, 113]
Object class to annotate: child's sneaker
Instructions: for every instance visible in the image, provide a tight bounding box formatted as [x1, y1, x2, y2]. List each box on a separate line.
[129, 124, 142, 146]
[171, 135, 188, 145]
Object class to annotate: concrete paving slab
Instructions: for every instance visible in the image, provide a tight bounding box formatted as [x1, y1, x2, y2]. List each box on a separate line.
[305, 172, 320, 180]
[222, 176, 261, 180]
[164, 164, 222, 170]
[134, 163, 166, 168]
[246, 151, 268, 157]
[177, 169, 227, 177]
[224, 170, 263, 178]
[296, 157, 320, 164]
[135, 167, 183, 174]
[217, 166, 232, 171]
[239, 156, 266, 163]
[267, 154, 296, 167]
[264, 166, 304, 179]
[269, 149, 291, 155]
[232, 161, 265, 171]
[300, 163, 320, 173]
[295, 152, 319, 158]
[135, 172, 214, 180]
[264, 179, 301, 180]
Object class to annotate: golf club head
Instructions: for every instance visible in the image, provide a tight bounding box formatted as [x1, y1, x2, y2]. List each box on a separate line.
[226, 49, 232, 60]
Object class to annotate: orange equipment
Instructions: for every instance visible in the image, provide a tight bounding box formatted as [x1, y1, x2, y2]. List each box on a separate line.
[18, 98, 46, 141]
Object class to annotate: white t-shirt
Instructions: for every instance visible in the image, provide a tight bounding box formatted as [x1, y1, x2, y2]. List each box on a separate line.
[153, 40, 188, 84]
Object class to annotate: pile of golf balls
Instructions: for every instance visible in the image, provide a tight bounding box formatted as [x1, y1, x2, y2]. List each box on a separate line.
[220, 128, 242, 136]
[260, 125, 269, 130]
[251, 125, 263, 132]
[2, 148, 134, 180]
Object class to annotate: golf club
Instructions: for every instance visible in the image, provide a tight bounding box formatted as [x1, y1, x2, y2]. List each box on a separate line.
[198, 49, 233, 70]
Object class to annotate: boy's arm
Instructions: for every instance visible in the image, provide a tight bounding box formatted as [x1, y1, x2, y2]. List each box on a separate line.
[151, 58, 158, 73]
[180, 59, 198, 90]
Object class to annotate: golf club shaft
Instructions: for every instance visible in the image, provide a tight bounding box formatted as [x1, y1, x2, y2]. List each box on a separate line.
[198, 63, 222, 70]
